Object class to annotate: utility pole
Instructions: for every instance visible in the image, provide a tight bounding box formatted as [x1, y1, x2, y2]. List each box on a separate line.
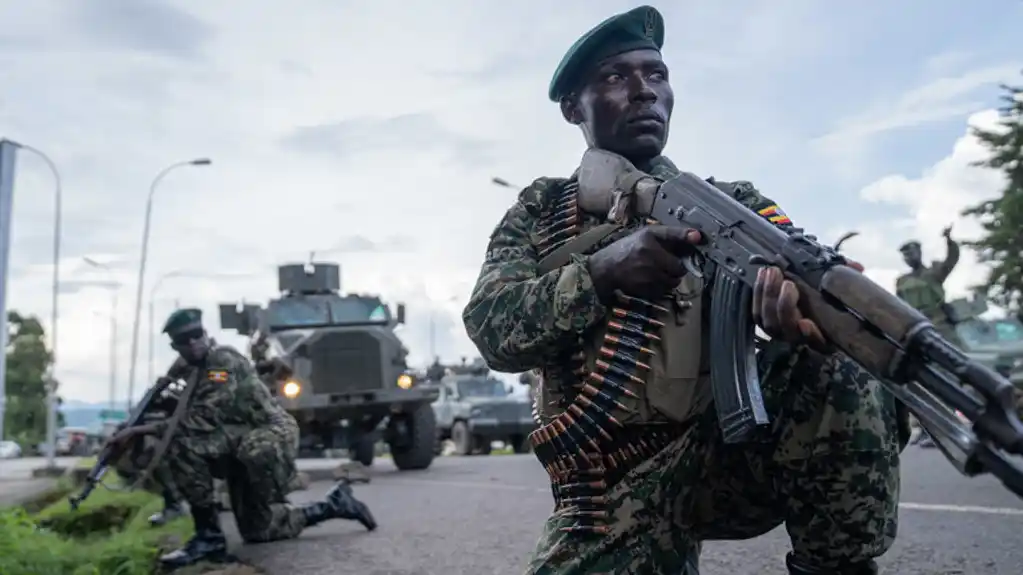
[0, 142, 18, 441]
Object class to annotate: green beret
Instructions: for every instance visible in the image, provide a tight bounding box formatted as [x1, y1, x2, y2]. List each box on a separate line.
[163, 308, 203, 336]
[899, 241, 921, 252]
[548, 5, 665, 102]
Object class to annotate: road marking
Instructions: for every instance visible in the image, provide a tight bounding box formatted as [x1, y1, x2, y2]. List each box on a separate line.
[382, 479, 1023, 516]
[898, 502, 1023, 516]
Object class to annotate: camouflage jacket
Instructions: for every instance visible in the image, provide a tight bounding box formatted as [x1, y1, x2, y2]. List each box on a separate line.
[895, 241, 959, 323]
[462, 155, 799, 374]
[151, 344, 281, 437]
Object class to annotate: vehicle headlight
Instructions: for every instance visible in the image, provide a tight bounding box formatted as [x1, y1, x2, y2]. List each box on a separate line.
[1013, 357, 1023, 370]
[397, 374, 413, 389]
[282, 380, 301, 399]
[470, 408, 483, 417]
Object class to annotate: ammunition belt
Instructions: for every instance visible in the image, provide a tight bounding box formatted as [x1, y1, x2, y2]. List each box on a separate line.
[536, 180, 582, 260]
[529, 290, 681, 535]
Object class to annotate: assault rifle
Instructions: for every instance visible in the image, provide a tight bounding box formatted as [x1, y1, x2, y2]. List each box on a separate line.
[68, 375, 182, 511]
[577, 149, 1023, 498]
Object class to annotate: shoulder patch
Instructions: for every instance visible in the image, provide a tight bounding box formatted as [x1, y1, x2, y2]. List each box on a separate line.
[756, 204, 791, 225]
[207, 369, 229, 383]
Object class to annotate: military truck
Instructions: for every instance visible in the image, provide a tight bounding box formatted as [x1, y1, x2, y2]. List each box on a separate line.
[219, 262, 439, 471]
[430, 358, 536, 455]
[948, 295, 1023, 386]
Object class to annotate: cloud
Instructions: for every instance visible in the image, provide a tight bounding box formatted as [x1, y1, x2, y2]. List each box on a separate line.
[63, 0, 214, 59]
[0, 1, 1016, 404]
[812, 64, 1020, 168]
[280, 113, 497, 168]
[834, 109, 1007, 298]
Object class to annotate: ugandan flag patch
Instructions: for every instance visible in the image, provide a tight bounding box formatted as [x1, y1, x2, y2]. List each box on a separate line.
[207, 369, 229, 383]
[757, 204, 792, 226]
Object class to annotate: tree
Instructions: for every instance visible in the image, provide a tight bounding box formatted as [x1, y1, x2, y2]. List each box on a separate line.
[4, 311, 63, 448]
[961, 76, 1023, 318]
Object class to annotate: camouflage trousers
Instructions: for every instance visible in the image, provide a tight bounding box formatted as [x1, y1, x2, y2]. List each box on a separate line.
[166, 423, 307, 544]
[526, 351, 905, 574]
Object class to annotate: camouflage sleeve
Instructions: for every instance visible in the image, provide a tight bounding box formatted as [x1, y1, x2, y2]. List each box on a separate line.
[462, 179, 607, 373]
[714, 179, 796, 231]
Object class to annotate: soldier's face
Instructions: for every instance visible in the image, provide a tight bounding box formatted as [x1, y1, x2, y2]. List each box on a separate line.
[170, 328, 210, 363]
[563, 49, 673, 162]
[902, 246, 922, 267]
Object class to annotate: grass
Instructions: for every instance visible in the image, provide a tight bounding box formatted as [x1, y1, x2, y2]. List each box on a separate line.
[0, 461, 195, 575]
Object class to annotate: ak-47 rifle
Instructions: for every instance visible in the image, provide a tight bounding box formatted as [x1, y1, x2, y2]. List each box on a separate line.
[68, 373, 184, 511]
[576, 149, 1023, 498]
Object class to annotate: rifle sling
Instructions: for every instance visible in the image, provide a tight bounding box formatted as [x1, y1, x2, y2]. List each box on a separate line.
[537, 223, 621, 274]
[131, 361, 205, 490]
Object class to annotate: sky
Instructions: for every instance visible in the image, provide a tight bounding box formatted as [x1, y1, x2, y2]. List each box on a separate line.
[0, 0, 1019, 405]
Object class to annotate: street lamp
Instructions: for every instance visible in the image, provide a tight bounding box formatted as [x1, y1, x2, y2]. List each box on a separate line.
[6, 141, 63, 468]
[125, 158, 211, 411]
[82, 258, 120, 411]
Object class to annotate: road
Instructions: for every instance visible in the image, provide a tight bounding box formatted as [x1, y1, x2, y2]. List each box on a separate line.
[232, 448, 1023, 575]
[0, 456, 78, 506]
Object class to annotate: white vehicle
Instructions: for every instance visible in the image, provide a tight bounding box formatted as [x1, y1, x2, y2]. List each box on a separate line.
[0, 440, 22, 459]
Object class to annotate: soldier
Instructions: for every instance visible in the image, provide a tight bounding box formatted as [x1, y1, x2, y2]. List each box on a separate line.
[462, 7, 905, 575]
[896, 226, 960, 447]
[105, 308, 377, 569]
[896, 224, 961, 344]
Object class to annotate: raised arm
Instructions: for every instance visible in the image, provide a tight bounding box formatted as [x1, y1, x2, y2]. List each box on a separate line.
[934, 233, 960, 283]
[462, 181, 607, 373]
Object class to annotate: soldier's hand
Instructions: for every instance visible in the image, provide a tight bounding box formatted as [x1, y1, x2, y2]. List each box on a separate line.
[105, 426, 140, 450]
[753, 259, 865, 352]
[588, 226, 704, 301]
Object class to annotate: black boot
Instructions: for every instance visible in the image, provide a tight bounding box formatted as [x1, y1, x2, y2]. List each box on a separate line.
[301, 481, 377, 531]
[159, 506, 231, 569]
[786, 553, 878, 575]
[149, 490, 186, 527]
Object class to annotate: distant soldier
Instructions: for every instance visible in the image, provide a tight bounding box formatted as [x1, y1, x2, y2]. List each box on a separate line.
[896, 225, 961, 448]
[425, 356, 446, 382]
[895, 224, 961, 345]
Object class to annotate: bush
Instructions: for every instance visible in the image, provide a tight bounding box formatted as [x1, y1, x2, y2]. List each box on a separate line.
[0, 470, 193, 575]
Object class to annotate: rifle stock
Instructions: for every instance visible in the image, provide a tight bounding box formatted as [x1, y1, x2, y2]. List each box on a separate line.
[577, 148, 1023, 498]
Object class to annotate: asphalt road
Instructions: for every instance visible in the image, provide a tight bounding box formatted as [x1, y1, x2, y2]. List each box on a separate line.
[230, 447, 1023, 575]
[0, 456, 79, 506]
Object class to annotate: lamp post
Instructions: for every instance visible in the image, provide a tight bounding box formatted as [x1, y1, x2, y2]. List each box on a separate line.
[7, 141, 62, 468]
[147, 270, 187, 388]
[125, 158, 211, 411]
[82, 258, 120, 410]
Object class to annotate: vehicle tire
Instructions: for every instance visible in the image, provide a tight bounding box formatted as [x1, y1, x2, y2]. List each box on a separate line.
[390, 403, 437, 471]
[511, 435, 531, 454]
[350, 435, 375, 467]
[452, 421, 472, 456]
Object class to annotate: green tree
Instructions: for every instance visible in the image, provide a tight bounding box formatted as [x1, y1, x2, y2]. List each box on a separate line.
[4, 310, 63, 449]
[961, 77, 1023, 318]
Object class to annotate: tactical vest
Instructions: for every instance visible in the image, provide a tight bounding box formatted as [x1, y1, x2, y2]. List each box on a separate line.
[525, 179, 712, 535]
[896, 269, 947, 321]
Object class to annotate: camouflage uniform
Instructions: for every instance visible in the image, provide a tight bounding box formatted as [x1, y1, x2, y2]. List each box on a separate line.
[155, 344, 309, 542]
[895, 239, 961, 345]
[463, 155, 905, 574]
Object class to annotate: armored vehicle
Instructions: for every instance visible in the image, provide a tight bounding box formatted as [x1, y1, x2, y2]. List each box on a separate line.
[948, 295, 1023, 386]
[219, 262, 439, 471]
[430, 358, 535, 455]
